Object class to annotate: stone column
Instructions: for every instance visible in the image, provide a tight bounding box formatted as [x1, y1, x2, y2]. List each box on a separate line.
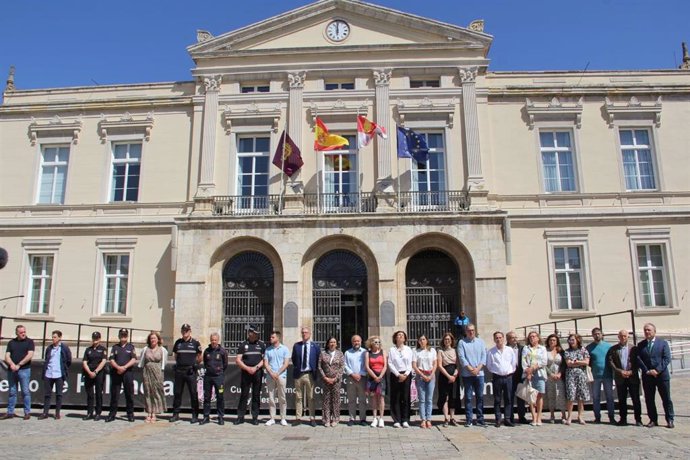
[195, 75, 222, 201]
[285, 71, 306, 200]
[373, 69, 393, 192]
[459, 66, 488, 208]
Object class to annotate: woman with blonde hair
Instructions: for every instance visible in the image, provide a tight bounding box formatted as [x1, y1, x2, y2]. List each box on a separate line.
[522, 331, 547, 425]
[139, 331, 167, 423]
[365, 336, 387, 428]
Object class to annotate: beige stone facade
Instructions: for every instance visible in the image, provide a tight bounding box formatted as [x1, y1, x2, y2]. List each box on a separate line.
[1, 0, 688, 348]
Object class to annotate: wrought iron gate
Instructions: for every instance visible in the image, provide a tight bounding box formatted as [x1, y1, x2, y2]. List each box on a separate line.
[406, 286, 456, 348]
[313, 289, 342, 347]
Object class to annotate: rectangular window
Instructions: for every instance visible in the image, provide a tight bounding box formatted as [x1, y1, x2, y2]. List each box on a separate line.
[27, 255, 53, 314]
[619, 129, 656, 191]
[103, 254, 129, 314]
[38, 146, 69, 204]
[636, 244, 668, 307]
[410, 80, 440, 88]
[111, 142, 142, 202]
[325, 82, 355, 90]
[237, 136, 270, 211]
[539, 131, 576, 192]
[241, 85, 270, 93]
[553, 246, 584, 310]
[411, 132, 446, 206]
[323, 135, 358, 209]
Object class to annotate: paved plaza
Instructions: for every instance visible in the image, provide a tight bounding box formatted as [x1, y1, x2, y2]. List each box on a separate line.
[1, 374, 688, 459]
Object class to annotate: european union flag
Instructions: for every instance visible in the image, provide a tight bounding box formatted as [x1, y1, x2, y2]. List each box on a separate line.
[396, 126, 429, 164]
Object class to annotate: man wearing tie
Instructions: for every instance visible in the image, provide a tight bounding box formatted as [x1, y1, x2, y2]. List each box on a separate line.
[636, 323, 674, 429]
[607, 330, 642, 426]
[291, 326, 320, 427]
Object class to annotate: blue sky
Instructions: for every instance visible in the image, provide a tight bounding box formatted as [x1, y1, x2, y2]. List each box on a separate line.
[2, 0, 689, 91]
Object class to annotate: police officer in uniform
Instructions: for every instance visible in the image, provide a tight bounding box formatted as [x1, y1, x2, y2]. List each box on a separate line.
[235, 325, 266, 425]
[82, 331, 107, 421]
[200, 332, 228, 425]
[170, 323, 202, 423]
[106, 329, 137, 422]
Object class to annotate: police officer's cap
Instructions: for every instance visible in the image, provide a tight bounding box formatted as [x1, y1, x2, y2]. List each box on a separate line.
[247, 325, 258, 334]
[92, 331, 101, 339]
[118, 328, 129, 337]
[181, 323, 192, 332]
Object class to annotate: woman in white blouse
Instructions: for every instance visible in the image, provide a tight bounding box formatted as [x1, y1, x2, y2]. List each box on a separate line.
[522, 331, 548, 426]
[388, 330, 413, 428]
[412, 335, 438, 428]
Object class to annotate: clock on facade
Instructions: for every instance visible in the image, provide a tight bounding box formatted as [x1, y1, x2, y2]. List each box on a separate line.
[326, 19, 350, 42]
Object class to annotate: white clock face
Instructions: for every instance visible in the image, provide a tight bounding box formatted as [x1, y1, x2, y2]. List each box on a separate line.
[326, 20, 350, 42]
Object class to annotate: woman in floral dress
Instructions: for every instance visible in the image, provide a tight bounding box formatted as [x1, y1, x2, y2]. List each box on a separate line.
[319, 336, 345, 427]
[564, 333, 590, 425]
[139, 331, 167, 422]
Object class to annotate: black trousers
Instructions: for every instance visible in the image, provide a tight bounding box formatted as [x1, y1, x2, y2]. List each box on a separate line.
[616, 378, 642, 423]
[43, 377, 64, 414]
[109, 372, 134, 416]
[436, 365, 462, 412]
[238, 370, 263, 420]
[84, 371, 105, 415]
[389, 373, 412, 424]
[173, 367, 199, 415]
[492, 374, 513, 422]
[510, 373, 526, 422]
[203, 374, 225, 418]
[642, 375, 674, 423]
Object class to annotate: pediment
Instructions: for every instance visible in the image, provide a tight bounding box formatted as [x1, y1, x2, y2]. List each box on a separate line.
[188, 0, 491, 58]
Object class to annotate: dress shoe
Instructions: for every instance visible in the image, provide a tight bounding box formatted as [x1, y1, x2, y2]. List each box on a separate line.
[494, 421, 501, 428]
[199, 417, 210, 425]
[476, 420, 486, 427]
[127, 415, 135, 422]
[310, 419, 317, 427]
[0, 413, 15, 420]
[105, 415, 116, 423]
[292, 419, 302, 427]
[347, 419, 355, 427]
[218, 418, 225, 426]
[251, 419, 259, 426]
[55, 414, 61, 420]
[504, 421, 515, 427]
[667, 421, 675, 429]
[635, 421, 643, 427]
[645, 421, 658, 428]
[169, 414, 179, 423]
[233, 418, 245, 425]
[38, 413, 50, 420]
[593, 418, 601, 424]
[518, 417, 530, 425]
[83, 413, 94, 421]
[23, 414, 31, 421]
[190, 416, 199, 424]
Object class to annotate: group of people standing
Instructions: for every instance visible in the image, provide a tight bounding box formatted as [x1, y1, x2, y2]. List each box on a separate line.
[1, 321, 675, 430]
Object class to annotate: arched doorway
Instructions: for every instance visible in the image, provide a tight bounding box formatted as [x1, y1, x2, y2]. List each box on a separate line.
[312, 250, 367, 347]
[222, 251, 274, 351]
[405, 249, 459, 347]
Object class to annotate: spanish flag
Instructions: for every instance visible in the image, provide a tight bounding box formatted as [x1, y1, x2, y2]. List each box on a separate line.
[314, 117, 349, 151]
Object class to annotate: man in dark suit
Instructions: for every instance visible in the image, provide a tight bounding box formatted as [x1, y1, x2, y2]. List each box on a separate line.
[291, 326, 320, 427]
[506, 331, 528, 424]
[636, 322, 674, 429]
[607, 329, 642, 426]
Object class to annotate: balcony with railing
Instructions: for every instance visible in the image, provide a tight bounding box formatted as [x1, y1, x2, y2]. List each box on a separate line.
[211, 190, 470, 217]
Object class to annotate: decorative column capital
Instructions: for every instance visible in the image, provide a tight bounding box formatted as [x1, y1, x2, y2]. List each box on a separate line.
[202, 75, 222, 93]
[458, 66, 478, 84]
[287, 71, 307, 89]
[373, 68, 392, 86]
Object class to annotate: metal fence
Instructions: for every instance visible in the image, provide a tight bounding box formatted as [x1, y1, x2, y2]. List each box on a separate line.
[303, 192, 377, 214]
[212, 194, 281, 216]
[516, 309, 638, 343]
[398, 190, 470, 213]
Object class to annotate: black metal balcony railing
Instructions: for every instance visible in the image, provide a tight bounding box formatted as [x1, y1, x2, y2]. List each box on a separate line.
[303, 192, 376, 215]
[398, 190, 470, 212]
[212, 194, 281, 216]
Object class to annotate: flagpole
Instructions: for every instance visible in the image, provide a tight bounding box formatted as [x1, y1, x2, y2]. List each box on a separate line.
[278, 129, 287, 214]
[315, 117, 320, 214]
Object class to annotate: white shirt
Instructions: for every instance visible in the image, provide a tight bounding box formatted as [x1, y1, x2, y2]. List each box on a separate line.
[486, 346, 517, 376]
[388, 345, 413, 376]
[414, 348, 437, 372]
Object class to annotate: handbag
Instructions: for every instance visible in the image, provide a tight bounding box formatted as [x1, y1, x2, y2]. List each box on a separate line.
[516, 381, 539, 405]
[585, 366, 594, 383]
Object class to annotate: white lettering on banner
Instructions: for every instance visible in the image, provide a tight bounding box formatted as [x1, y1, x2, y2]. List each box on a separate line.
[62, 381, 69, 393]
[76, 374, 85, 393]
[164, 380, 173, 396]
[0, 380, 8, 392]
[29, 380, 39, 392]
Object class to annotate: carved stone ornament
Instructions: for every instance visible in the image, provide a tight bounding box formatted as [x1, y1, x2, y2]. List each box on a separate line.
[680, 42, 690, 70]
[373, 68, 392, 86]
[307, 100, 369, 124]
[603, 96, 662, 127]
[98, 112, 155, 142]
[196, 29, 213, 43]
[203, 75, 222, 93]
[458, 66, 478, 83]
[395, 97, 456, 128]
[287, 71, 307, 89]
[29, 116, 83, 146]
[524, 96, 584, 129]
[468, 20, 485, 33]
[222, 103, 281, 134]
[5, 65, 15, 92]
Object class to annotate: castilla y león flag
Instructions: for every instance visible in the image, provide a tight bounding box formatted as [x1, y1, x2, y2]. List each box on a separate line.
[272, 131, 304, 177]
[357, 115, 387, 148]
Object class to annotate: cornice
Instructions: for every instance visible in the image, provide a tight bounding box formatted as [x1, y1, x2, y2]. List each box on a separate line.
[0, 96, 193, 115]
[28, 116, 82, 145]
[98, 112, 155, 142]
[221, 103, 282, 133]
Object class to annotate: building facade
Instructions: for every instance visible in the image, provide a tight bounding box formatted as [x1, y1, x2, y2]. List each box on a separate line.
[1, 0, 688, 349]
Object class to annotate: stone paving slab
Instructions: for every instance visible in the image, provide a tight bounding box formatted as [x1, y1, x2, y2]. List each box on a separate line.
[1, 374, 688, 459]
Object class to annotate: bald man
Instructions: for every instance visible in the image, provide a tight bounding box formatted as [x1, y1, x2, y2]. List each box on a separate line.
[607, 330, 642, 426]
[344, 335, 368, 425]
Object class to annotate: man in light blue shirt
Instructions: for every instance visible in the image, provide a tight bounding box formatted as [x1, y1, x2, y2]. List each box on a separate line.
[458, 324, 486, 427]
[264, 330, 290, 426]
[344, 335, 368, 426]
[586, 327, 614, 424]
